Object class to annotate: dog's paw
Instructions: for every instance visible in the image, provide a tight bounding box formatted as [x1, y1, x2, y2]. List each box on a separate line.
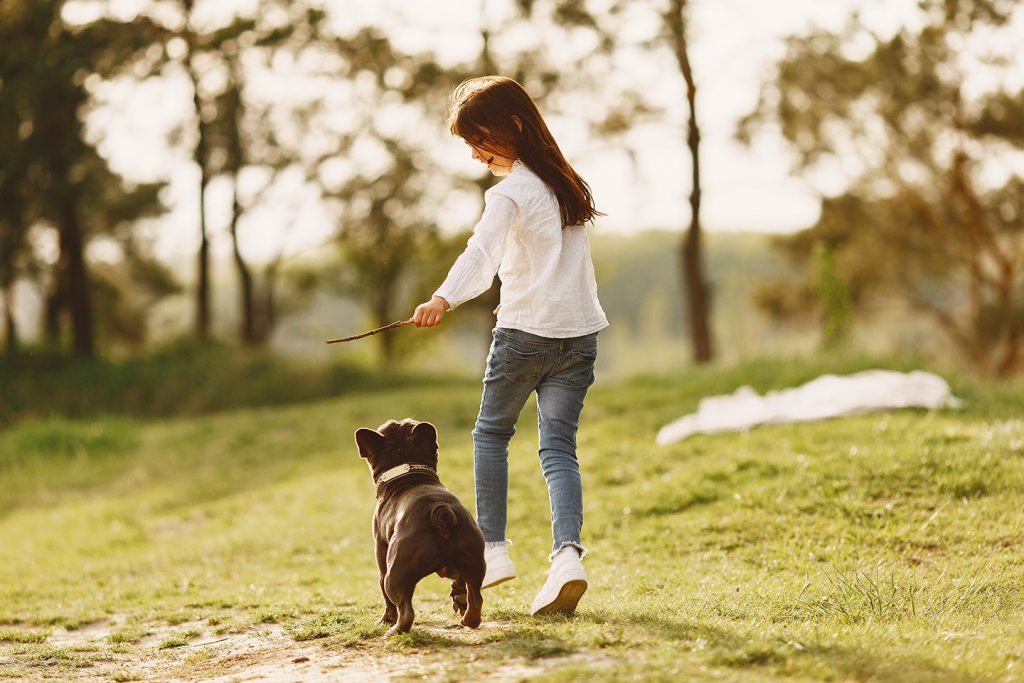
[449, 582, 468, 615]
[384, 625, 409, 637]
[451, 596, 468, 616]
[459, 613, 482, 629]
[379, 612, 397, 625]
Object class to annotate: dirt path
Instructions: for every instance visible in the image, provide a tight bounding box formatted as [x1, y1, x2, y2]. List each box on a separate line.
[25, 618, 609, 682]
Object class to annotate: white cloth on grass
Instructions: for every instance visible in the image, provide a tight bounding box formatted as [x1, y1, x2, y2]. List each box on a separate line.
[656, 370, 964, 446]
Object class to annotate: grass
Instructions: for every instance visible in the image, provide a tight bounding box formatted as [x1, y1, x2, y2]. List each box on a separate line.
[0, 354, 1022, 681]
[0, 340, 469, 426]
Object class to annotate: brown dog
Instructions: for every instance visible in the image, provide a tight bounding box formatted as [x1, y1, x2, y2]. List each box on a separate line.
[355, 419, 485, 635]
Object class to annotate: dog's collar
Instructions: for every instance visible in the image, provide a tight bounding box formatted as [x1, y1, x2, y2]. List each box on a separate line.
[374, 463, 438, 495]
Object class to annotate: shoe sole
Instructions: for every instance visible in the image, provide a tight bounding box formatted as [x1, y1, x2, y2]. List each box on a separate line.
[532, 579, 587, 616]
[482, 574, 515, 589]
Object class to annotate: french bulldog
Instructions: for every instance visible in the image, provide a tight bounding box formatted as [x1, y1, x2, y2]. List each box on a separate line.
[355, 419, 485, 635]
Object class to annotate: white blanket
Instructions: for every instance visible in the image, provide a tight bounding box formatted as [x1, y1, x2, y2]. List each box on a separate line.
[656, 370, 963, 446]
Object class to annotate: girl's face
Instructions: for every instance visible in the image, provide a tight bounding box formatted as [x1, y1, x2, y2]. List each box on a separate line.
[466, 139, 517, 176]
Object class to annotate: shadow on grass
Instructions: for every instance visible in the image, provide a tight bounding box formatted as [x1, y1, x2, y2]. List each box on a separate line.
[272, 600, 994, 682]
[576, 608, 991, 682]
[290, 605, 574, 660]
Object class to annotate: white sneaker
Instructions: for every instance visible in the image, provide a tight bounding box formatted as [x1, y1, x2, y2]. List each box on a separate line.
[482, 544, 516, 588]
[530, 547, 588, 616]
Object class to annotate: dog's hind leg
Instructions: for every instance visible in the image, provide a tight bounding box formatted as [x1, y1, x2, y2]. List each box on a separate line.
[375, 543, 397, 625]
[383, 569, 422, 636]
[378, 576, 397, 625]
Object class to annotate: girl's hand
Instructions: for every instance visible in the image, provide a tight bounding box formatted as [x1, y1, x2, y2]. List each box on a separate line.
[413, 295, 450, 327]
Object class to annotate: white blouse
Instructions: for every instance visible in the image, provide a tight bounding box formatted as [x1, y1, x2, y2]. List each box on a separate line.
[434, 160, 609, 338]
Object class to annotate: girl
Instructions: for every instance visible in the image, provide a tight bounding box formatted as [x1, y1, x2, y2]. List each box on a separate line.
[412, 76, 608, 616]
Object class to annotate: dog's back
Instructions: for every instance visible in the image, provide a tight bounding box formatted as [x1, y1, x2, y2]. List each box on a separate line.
[376, 484, 483, 557]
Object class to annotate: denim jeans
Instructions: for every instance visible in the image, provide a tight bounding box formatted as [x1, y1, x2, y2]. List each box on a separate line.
[473, 327, 598, 560]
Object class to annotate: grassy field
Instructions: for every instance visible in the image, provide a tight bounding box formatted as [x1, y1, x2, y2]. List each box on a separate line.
[0, 355, 1022, 682]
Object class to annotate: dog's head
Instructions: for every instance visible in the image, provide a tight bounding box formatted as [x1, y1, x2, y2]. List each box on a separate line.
[354, 418, 439, 480]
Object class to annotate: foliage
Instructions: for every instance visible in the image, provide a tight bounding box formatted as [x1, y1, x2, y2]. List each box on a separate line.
[90, 255, 181, 354]
[740, 0, 1024, 376]
[322, 137, 446, 362]
[174, 0, 333, 345]
[814, 244, 853, 350]
[0, 0, 171, 356]
[3, 0, 660, 362]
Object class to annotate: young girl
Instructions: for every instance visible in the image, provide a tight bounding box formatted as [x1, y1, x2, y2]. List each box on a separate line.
[412, 76, 607, 616]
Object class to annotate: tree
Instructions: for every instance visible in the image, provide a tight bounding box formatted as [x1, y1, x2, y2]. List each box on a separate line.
[76, 153, 175, 352]
[178, 0, 214, 341]
[0, 0, 168, 357]
[324, 138, 443, 363]
[0, 90, 31, 355]
[664, 0, 712, 363]
[740, 0, 1024, 376]
[174, 2, 348, 346]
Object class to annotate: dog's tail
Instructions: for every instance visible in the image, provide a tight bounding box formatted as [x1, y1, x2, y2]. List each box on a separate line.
[429, 502, 458, 540]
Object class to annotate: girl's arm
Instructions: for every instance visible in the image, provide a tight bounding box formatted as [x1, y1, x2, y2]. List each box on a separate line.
[412, 193, 518, 327]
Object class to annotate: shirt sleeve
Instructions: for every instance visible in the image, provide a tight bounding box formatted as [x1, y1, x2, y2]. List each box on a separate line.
[434, 193, 518, 310]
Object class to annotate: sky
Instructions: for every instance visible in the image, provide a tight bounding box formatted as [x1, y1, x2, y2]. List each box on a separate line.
[74, 0, 994, 266]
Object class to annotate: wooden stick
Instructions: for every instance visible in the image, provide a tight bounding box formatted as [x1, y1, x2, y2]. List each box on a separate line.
[324, 319, 415, 344]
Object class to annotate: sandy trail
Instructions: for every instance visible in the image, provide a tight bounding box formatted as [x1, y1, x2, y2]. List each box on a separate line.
[25, 617, 608, 682]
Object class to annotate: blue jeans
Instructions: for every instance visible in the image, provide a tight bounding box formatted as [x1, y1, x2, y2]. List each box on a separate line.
[473, 327, 598, 560]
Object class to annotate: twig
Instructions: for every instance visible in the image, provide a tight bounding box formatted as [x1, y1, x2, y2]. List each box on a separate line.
[187, 637, 231, 647]
[325, 319, 415, 344]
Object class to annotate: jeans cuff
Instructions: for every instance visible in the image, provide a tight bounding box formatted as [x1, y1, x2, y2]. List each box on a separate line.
[549, 541, 586, 562]
[485, 540, 512, 549]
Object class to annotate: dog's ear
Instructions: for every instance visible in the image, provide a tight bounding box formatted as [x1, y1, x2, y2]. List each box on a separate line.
[411, 421, 438, 451]
[355, 428, 385, 459]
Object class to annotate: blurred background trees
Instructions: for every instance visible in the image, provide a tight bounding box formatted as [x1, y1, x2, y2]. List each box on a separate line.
[1, 0, 171, 358]
[1, 0, 1023, 377]
[741, 0, 1024, 376]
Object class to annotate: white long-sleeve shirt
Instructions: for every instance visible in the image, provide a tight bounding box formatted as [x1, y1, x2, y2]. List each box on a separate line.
[434, 160, 609, 338]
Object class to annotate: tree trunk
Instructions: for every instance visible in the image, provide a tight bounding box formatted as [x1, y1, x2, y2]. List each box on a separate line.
[44, 276, 62, 345]
[2, 283, 16, 356]
[196, 188, 211, 340]
[997, 333, 1021, 377]
[374, 277, 398, 364]
[225, 58, 256, 346]
[58, 196, 94, 357]
[476, 0, 501, 348]
[667, 0, 712, 364]
[184, 7, 211, 341]
[229, 178, 256, 345]
[254, 262, 279, 346]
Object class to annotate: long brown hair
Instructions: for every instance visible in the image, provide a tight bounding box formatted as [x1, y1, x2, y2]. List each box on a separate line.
[447, 76, 602, 227]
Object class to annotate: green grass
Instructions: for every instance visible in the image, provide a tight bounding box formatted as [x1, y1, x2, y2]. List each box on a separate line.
[1, 355, 1022, 681]
[0, 340, 469, 426]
